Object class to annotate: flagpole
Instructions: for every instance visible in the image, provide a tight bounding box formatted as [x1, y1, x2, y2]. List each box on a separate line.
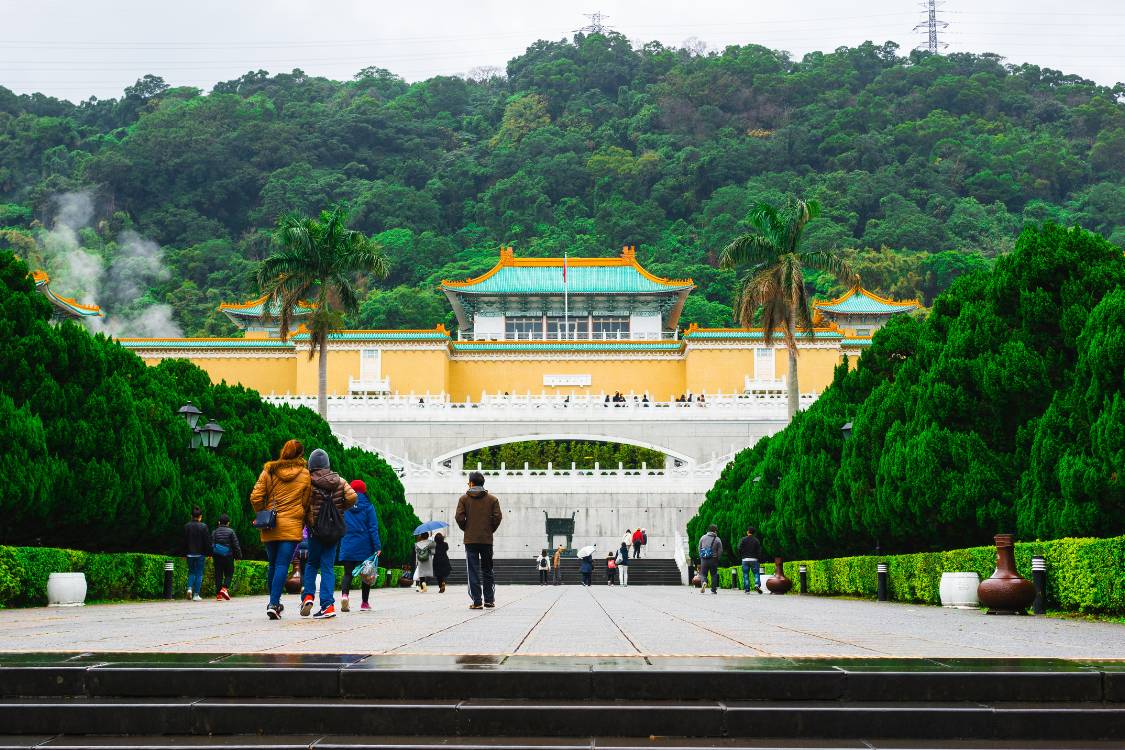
[563, 252, 568, 341]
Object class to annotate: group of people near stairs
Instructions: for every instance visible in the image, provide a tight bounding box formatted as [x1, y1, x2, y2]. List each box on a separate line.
[696, 525, 765, 595]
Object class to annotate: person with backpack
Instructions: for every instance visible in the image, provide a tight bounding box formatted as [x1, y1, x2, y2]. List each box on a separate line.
[211, 513, 242, 600]
[413, 531, 435, 592]
[605, 551, 617, 586]
[183, 507, 210, 601]
[698, 524, 723, 594]
[738, 526, 763, 594]
[616, 540, 630, 586]
[338, 479, 380, 612]
[432, 532, 451, 593]
[300, 448, 357, 619]
[535, 549, 550, 585]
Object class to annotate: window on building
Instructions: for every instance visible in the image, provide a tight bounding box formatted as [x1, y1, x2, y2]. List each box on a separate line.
[855, 327, 871, 337]
[360, 349, 381, 380]
[505, 316, 541, 340]
[592, 316, 630, 339]
[547, 316, 589, 339]
[754, 347, 775, 380]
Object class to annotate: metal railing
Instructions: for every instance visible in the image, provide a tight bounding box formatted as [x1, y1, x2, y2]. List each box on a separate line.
[265, 390, 817, 421]
[458, 330, 679, 341]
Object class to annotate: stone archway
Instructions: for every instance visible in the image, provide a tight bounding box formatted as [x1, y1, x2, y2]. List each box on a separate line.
[430, 432, 695, 472]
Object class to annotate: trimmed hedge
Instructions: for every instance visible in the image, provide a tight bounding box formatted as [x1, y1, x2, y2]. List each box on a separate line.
[717, 535, 1125, 615]
[0, 545, 396, 608]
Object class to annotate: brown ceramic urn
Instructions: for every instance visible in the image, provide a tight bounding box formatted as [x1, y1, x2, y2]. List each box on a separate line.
[766, 556, 793, 594]
[977, 534, 1036, 614]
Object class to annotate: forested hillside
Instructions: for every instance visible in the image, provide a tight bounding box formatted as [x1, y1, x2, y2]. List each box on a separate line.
[1, 35, 1123, 335]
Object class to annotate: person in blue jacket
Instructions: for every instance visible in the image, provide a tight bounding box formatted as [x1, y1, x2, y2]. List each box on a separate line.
[338, 479, 381, 612]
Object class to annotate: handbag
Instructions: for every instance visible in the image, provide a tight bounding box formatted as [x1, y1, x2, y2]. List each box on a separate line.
[353, 552, 380, 586]
[213, 542, 231, 557]
[252, 475, 278, 530]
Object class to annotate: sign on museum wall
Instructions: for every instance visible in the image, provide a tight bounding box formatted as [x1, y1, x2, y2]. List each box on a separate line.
[544, 374, 592, 387]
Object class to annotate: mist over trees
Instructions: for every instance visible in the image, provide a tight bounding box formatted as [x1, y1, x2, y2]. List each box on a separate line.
[1, 35, 1122, 335]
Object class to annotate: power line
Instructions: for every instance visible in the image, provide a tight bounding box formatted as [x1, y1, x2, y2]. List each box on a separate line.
[914, 0, 949, 54]
[575, 11, 613, 35]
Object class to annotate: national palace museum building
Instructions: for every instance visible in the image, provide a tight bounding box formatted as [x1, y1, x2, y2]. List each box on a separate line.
[39, 247, 919, 403]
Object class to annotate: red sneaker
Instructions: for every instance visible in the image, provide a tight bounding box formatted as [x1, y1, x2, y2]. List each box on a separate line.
[219, 588, 231, 601]
[300, 594, 314, 617]
[312, 604, 336, 619]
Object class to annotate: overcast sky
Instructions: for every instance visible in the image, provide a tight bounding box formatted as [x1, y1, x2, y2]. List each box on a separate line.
[1, 0, 1121, 102]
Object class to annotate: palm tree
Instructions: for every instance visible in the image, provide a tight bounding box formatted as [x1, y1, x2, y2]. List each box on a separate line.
[719, 197, 858, 420]
[257, 205, 389, 419]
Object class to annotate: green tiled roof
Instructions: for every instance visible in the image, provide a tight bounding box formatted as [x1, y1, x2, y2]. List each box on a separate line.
[118, 339, 294, 349]
[219, 296, 314, 318]
[815, 288, 919, 315]
[444, 265, 692, 295]
[292, 331, 450, 341]
[452, 341, 682, 352]
[841, 338, 874, 347]
[684, 330, 844, 340]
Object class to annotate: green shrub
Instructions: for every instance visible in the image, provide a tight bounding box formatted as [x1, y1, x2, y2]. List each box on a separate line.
[720, 535, 1125, 614]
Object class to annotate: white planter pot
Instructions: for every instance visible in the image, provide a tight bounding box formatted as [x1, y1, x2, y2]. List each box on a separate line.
[46, 572, 87, 607]
[939, 571, 980, 609]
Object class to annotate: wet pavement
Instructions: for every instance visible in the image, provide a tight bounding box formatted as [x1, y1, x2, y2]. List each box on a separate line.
[0, 585, 1122, 658]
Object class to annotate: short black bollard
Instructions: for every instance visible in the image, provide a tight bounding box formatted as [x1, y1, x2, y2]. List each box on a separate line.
[163, 561, 174, 599]
[877, 562, 888, 601]
[799, 564, 808, 594]
[1032, 555, 1047, 615]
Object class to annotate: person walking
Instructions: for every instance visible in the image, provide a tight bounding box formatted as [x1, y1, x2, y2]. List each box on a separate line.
[338, 479, 380, 612]
[552, 543, 565, 585]
[535, 550, 550, 585]
[455, 471, 503, 610]
[211, 513, 241, 600]
[738, 526, 763, 594]
[432, 532, 451, 593]
[606, 551, 617, 586]
[641, 528, 648, 557]
[621, 529, 633, 550]
[413, 532, 435, 592]
[579, 551, 593, 587]
[183, 507, 210, 601]
[300, 448, 357, 619]
[631, 528, 643, 560]
[698, 524, 723, 594]
[249, 439, 312, 620]
[617, 540, 630, 586]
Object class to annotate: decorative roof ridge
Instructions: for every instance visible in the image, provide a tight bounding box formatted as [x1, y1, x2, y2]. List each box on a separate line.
[441, 246, 693, 289]
[116, 337, 282, 342]
[813, 285, 919, 310]
[453, 336, 680, 346]
[684, 322, 844, 334]
[31, 270, 103, 315]
[218, 294, 316, 313]
[291, 324, 450, 337]
[31, 270, 49, 284]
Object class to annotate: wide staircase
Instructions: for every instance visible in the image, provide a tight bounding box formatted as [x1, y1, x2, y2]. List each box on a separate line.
[444, 556, 682, 585]
[1, 654, 1122, 748]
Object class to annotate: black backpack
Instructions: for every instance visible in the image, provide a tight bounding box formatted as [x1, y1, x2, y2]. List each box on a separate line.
[311, 482, 346, 545]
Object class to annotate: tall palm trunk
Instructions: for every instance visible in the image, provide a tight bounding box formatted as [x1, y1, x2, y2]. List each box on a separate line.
[786, 324, 800, 420]
[317, 343, 328, 420]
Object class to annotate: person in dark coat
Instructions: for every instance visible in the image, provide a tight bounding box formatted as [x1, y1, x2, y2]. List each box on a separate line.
[300, 449, 357, 619]
[579, 552, 594, 587]
[617, 541, 630, 586]
[184, 506, 210, 601]
[337, 479, 381, 612]
[432, 532, 452, 593]
[211, 513, 242, 600]
[738, 526, 763, 594]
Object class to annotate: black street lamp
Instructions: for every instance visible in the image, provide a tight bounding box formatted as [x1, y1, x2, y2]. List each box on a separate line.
[178, 402, 202, 429]
[841, 421, 853, 440]
[179, 402, 224, 450]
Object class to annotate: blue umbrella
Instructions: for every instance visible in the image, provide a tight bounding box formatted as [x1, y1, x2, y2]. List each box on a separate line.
[413, 520, 449, 535]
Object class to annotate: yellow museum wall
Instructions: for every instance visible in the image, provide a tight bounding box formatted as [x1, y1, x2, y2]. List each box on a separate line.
[683, 348, 756, 394]
[775, 347, 842, 392]
[295, 349, 360, 396]
[446, 358, 686, 401]
[143, 356, 296, 394]
[381, 349, 450, 396]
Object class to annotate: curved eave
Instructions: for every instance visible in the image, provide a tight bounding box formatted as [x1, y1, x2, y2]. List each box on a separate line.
[44, 288, 103, 317]
[813, 286, 920, 315]
[683, 326, 844, 341]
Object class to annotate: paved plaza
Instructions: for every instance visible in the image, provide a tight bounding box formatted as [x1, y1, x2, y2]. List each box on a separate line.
[1, 586, 1123, 658]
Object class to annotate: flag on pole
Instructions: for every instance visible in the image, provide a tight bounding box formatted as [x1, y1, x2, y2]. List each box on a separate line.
[562, 253, 567, 283]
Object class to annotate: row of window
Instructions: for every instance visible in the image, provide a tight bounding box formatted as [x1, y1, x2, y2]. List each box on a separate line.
[505, 315, 630, 340]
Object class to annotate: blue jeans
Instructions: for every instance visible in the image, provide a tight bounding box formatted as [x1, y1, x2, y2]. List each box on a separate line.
[303, 537, 338, 608]
[264, 540, 298, 607]
[742, 559, 761, 591]
[465, 543, 495, 605]
[186, 555, 204, 595]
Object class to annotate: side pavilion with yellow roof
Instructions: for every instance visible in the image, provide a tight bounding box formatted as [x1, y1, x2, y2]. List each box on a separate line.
[118, 247, 919, 402]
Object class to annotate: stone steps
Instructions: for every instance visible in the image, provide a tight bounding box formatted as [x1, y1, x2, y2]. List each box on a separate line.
[443, 558, 682, 585]
[0, 657, 1122, 744]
